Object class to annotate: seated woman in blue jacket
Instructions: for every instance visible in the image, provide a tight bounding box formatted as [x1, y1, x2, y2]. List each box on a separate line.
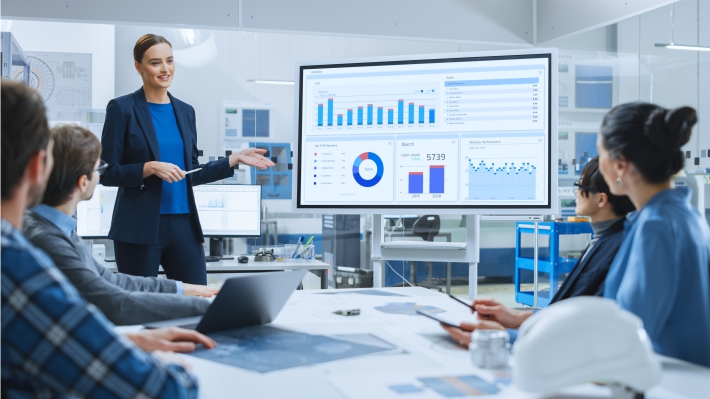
[597, 103, 710, 367]
[443, 157, 635, 345]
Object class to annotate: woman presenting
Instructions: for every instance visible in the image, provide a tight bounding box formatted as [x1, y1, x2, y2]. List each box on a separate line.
[101, 34, 274, 284]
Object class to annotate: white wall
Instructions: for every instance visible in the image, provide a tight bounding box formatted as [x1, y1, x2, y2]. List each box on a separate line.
[3, 19, 115, 115]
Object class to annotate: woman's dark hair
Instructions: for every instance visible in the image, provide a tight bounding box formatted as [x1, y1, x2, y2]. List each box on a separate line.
[1, 80, 51, 200]
[42, 125, 102, 207]
[579, 157, 636, 216]
[600, 102, 697, 184]
[133, 34, 172, 63]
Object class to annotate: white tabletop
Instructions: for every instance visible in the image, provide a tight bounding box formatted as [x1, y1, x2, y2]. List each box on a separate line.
[100, 255, 329, 273]
[127, 287, 709, 399]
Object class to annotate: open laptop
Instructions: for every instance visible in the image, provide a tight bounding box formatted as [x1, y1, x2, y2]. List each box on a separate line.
[144, 270, 306, 334]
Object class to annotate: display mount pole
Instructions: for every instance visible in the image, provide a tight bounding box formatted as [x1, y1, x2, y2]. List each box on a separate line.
[533, 220, 539, 309]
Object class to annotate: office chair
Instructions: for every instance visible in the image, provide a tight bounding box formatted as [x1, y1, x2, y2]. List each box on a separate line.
[411, 215, 442, 292]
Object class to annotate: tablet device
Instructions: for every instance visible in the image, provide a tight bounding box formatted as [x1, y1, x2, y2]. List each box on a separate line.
[416, 309, 463, 329]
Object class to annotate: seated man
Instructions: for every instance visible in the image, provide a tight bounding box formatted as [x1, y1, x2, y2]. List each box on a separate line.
[23, 124, 217, 325]
[443, 157, 636, 346]
[2, 80, 215, 397]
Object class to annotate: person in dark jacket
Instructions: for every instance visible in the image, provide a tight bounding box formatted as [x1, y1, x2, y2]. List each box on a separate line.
[443, 157, 636, 346]
[100, 34, 273, 284]
[24, 124, 218, 325]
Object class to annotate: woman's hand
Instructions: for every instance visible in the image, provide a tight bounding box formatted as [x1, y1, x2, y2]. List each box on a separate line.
[144, 161, 185, 183]
[441, 320, 506, 347]
[124, 327, 216, 353]
[472, 298, 531, 329]
[183, 284, 220, 298]
[229, 148, 275, 170]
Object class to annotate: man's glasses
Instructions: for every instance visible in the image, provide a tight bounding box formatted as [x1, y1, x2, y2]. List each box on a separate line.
[93, 159, 109, 176]
[573, 181, 598, 195]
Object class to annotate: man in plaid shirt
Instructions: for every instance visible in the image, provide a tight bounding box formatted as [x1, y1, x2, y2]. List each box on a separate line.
[1, 80, 215, 398]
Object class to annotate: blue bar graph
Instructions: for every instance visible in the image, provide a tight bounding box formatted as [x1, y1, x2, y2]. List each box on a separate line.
[316, 97, 436, 128]
[327, 98, 333, 126]
[430, 165, 444, 193]
[337, 114, 343, 126]
[468, 161, 536, 200]
[398, 100, 404, 124]
[408, 172, 424, 194]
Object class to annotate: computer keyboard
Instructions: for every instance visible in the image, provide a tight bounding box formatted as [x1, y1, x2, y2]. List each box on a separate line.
[205, 256, 220, 262]
[177, 323, 199, 330]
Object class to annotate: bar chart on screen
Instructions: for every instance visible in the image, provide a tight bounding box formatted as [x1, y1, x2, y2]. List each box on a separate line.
[395, 136, 459, 202]
[311, 82, 438, 132]
[460, 132, 545, 202]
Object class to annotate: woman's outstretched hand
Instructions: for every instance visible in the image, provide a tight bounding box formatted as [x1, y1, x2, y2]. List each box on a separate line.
[229, 148, 275, 170]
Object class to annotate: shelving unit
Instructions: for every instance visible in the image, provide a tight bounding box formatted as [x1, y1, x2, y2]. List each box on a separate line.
[514, 221, 592, 307]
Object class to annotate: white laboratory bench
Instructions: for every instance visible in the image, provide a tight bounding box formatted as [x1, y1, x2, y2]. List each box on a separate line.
[117, 287, 710, 399]
[102, 256, 330, 289]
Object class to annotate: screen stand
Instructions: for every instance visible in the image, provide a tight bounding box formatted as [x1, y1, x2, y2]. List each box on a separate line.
[209, 237, 224, 257]
[371, 215, 481, 299]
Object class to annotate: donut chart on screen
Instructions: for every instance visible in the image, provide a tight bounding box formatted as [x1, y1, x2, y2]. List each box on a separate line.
[352, 152, 384, 187]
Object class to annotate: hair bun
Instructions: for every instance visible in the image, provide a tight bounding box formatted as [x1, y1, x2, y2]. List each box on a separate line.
[643, 106, 697, 150]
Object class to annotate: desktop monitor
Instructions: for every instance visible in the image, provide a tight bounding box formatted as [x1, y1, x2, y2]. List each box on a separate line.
[76, 184, 262, 238]
[294, 48, 558, 215]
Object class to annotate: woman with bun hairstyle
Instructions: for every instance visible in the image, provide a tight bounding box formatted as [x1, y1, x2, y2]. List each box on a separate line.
[596, 102, 710, 367]
[101, 34, 274, 284]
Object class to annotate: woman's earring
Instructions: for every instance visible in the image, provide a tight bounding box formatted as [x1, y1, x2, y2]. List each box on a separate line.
[617, 177, 623, 186]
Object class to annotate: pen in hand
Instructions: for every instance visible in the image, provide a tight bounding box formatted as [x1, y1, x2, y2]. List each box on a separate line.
[183, 168, 202, 175]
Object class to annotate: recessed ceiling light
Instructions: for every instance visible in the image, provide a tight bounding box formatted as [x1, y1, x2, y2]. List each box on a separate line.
[655, 43, 710, 52]
[246, 79, 295, 85]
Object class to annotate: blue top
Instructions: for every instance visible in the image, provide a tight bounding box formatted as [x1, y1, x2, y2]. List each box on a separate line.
[1, 219, 198, 397]
[148, 102, 190, 215]
[603, 187, 710, 367]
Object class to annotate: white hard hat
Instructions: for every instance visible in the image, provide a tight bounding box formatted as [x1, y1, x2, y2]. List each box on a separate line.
[512, 297, 661, 395]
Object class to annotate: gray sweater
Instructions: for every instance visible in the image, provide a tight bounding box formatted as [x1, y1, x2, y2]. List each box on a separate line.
[23, 210, 210, 325]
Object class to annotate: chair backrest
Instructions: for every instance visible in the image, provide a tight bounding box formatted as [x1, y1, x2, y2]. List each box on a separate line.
[413, 215, 441, 242]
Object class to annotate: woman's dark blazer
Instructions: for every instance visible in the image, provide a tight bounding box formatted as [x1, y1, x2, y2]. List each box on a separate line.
[100, 87, 233, 245]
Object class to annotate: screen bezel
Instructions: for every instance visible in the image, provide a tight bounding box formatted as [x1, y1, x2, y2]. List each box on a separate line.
[293, 48, 558, 215]
[76, 184, 263, 239]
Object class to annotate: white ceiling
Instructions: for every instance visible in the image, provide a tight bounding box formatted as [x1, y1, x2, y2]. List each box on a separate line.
[0, 0, 679, 45]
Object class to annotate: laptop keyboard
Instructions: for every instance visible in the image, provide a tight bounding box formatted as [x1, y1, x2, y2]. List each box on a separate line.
[177, 323, 199, 330]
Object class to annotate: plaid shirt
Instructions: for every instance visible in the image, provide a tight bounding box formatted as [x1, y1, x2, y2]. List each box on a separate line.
[1, 219, 199, 398]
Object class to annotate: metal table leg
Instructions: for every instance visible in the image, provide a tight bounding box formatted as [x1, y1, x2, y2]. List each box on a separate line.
[411, 261, 417, 286]
[446, 262, 451, 294]
[318, 269, 328, 289]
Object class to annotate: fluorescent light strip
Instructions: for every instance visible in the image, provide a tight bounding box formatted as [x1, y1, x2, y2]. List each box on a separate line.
[655, 43, 710, 52]
[246, 79, 295, 85]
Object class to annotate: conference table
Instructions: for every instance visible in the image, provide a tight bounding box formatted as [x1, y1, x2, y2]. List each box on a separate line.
[116, 287, 710, 399]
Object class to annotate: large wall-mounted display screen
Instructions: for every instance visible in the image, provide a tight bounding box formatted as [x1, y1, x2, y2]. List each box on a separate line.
[295, 50, 556, 214]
